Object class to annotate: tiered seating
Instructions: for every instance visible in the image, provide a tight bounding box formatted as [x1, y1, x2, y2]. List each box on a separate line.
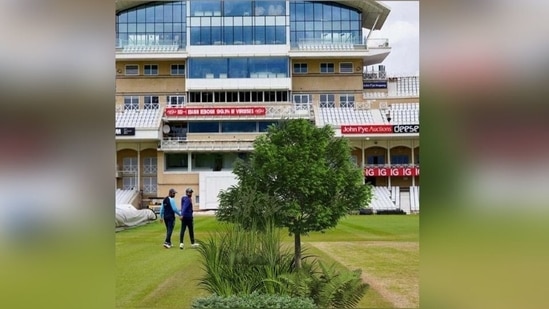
[390, 186, 401, 208]
[116, 189, 138, 205]
[410, 186, 420, 213]
[368, 186, 399, 211]
[318, 108, 375, 126]
[389, 103, 419, 124]
[115, 108, 162, 129]
[396, 76, 420, 96]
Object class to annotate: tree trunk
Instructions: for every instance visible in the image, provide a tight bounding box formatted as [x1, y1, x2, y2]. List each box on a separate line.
[294, 232, 302, 269]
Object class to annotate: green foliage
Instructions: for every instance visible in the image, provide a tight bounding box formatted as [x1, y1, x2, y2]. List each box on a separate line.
[191, 291, 317, 309]
[218, 119, 371, 235]
[217, 119, 372, 268]
[275, 260, 369, 309]
[195, 221, 297, 296]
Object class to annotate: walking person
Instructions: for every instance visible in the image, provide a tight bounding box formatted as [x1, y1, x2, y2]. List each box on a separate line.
[179, 188, 199, 249]
[159, 188, 181, 249]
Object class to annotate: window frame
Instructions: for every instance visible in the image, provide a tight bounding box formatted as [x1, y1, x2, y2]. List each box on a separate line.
[293, 63, 308, 74]
[339, 62, 353, 73]
[123, 96, 139, 110]
[166, 95, 186, 106]
[339, 94, 355, 108]
[170, 64, 185, 75]
[320, 62, 335, 73]
[320, 94, 335, 108]
[144, 64, 159, 75]
[144, 95, 159, 109]
[125, 64, 139, 75]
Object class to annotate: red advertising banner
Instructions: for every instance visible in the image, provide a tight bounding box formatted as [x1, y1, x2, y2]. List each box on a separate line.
[165, 107, 267, 117]
[364, 167, 420, 177]
[341, 125, 393, 134]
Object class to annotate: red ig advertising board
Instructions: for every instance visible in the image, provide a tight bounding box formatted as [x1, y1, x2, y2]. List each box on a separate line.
[364, 167, 420, 177]
[165, 107, 267, 117]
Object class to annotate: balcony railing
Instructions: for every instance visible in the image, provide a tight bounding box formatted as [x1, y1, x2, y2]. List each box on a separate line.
[160, 139, 255, 151]
[162, 104, 314, 119]
[116, 39, 183, 53]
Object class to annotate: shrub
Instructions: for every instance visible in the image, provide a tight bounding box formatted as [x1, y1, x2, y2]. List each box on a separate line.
[276, 260, 369, 309]
[191, 292, 317, 309]
[195, 220, 298, 296]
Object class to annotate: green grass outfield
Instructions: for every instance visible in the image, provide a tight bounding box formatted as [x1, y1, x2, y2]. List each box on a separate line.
[116, 214, 419, 308]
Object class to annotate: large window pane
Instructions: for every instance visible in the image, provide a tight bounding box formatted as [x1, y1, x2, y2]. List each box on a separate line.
[256, 1, 285, 16]
[221, 121, 257, 133]
[188, 122, 219, 133]
[165, 153, 188, 171]
[191, 0, 221, 16]
[116, 2, 187, 48]
[224, 0, 252, 16]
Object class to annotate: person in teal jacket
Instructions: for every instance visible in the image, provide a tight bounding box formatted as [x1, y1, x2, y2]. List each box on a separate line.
[159, 188, 181, 249]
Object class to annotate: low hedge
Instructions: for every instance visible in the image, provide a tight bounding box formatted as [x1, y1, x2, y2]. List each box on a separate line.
[191, 292, 317, 309]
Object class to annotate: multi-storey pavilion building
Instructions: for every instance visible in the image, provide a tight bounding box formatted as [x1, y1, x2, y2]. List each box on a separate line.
[115, 0, 419, 212]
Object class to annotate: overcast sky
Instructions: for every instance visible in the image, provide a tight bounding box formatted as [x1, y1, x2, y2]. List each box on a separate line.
[371, 1, 419, 76]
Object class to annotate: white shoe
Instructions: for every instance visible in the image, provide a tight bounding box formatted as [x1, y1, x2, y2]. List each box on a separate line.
[191, 243, 200, 248]
[163, 243, 171, 249]
[179, 243, 184, 249]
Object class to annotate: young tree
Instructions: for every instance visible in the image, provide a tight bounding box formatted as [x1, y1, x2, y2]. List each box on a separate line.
[218, 119, 372, 269]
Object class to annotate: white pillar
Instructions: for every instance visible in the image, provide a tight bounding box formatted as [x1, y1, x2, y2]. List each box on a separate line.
[387, 140, 391, 187]
[188, 152, 192, 172]
[361, 140, 365, 185]
[137, 144, 141, 192]
[411, 140, 416, 186]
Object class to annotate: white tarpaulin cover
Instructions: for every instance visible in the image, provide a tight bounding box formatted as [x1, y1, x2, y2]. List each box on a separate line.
[115, 204, 157, 228]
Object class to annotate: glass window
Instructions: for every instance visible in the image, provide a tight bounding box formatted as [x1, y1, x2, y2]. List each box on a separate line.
[340, 94, 355, 108]
[142, 176, 157, 194]
[117, 1, 187, 49]
[221, 121, 257, 133]
[144, 64, 158, 75]
[293, 63, 307, 74]
[367, 155, 385, 165]
[165, 153, 188, 171]
[224, 0, 252, 16]
[193, 153, 216, 171]
[320, 94, 335, 108]
[256, 1, 285, 16]
[391, 155, 409, 165]
[259, 121, 277, 132]
[340, 62, 353, 73]
[228, 58, 248, 78]
[165, 122, 187, 140]
[166, 95, 186, 106]
[124, 96, 139, 110]
[188, 122, 219, 133]
[143, 157, 157, 174]
[144, 96, 159, 109]
[171, 64, 185, 75]
[122, 176, 137, 190]
[125, 64, 139, 75]
[320, 63, 334, 73]
[190, 0, 221, 17]
[290, 1, 362, 46]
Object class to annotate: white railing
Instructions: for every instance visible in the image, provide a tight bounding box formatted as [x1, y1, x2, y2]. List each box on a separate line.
[162, 104, 314, 119]
[160, 139, 255, 151]
[365, 38, 390, 49]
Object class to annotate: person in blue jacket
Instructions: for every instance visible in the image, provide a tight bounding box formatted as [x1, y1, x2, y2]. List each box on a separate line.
[159, 188, 181, 249]
[179, 188, 199, 249]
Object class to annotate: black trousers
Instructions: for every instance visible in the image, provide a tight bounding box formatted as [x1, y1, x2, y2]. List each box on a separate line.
[179, 217, 195, 244]
[164, 217, 175, 244]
